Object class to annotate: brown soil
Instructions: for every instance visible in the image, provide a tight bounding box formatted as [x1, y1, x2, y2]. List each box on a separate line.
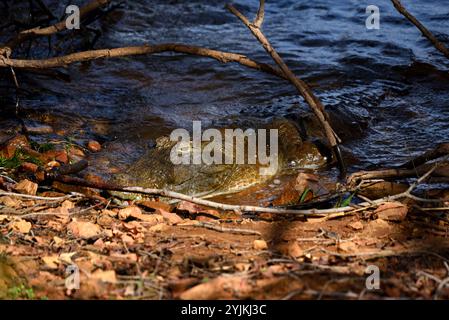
[1, 194, 448, 300]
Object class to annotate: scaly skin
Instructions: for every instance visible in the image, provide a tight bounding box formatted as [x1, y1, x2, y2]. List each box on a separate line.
[111, 118, 327, 199]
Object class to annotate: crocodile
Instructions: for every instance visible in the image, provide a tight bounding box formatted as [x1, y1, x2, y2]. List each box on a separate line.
[111, 118, 328, 199]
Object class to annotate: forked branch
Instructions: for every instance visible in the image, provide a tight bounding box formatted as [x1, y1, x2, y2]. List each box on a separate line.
[226, 1, 346, 176]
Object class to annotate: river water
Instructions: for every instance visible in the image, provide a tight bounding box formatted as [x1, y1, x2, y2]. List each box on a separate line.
[1, 0, 449, 179]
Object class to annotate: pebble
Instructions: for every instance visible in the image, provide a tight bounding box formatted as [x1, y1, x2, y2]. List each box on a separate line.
[87, 140, 102, 152]
[15, 179, 38, 196]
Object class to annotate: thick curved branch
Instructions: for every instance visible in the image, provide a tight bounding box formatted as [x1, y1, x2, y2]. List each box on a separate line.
[391, 0, 449, 60]
[0, 43, 286, 79]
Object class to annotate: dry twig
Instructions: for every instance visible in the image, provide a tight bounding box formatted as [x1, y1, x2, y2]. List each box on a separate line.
[391, 0, 449, 60]
[226, 1, 346, 176]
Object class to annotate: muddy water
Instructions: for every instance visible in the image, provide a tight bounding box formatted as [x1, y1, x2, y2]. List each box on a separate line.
[1, 0, 449, 181]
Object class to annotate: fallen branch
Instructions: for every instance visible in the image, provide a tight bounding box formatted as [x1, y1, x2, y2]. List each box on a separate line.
[180, 221, 262, 236]
[0, 43, 285, 79]
[51, 174, 351, 216]
[42, 155, 446, 217]
[401, 142, 449, 169]
[391, 0, 449, 60]
[226, 1, 346, 177]
[0, 190, 80, 201]
[348, 162, 449, 186]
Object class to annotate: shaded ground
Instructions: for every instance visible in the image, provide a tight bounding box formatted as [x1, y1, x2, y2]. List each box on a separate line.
[1, 183, 448, 300]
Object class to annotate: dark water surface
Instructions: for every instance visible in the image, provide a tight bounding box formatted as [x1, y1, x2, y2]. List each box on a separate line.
[1, 0, 449, 178]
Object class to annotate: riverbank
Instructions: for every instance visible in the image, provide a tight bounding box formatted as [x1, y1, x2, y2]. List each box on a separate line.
[1, 133, 448, 300]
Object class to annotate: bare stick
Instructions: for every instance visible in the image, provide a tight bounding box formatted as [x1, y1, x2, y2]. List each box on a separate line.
[0, 43, 286, 78]
[348, 162, 449, 186]
[180, 221, 262, 236]
[391, 0, 449, 60]
[0, 190, 80, 201]
[52, 174, 351, 216]
[253, 0, 265, 28]
[225, 2, 346, 176]
[42, 154, 446, 217]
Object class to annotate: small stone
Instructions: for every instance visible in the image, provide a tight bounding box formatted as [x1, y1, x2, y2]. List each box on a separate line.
[85, 173, 105, 185]
[25, 124, 53, 134]
[15, 179, 38, 196]
[68, 147, 85, 157]
[253, 239, 268, 250]
[20, 162, 38, 173]
[348, 221, 364, 230]
[35, 170, 45, 182]
[295, 173, 319, 193]
[46, 160, 60, 169]
[93, 238, 105, 249]
[149, 223, 167, 233]
[0, 135, 29, 158]
[42, 150, 68, 164]
[87, 140, 102, 152]
[276, 241, 303, 258]
[374, 202, 408, 222]
[338, 241, 358, 253]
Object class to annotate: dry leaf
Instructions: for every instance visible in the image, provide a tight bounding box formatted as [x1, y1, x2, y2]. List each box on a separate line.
[59, 252, 77, 264]
[253, 239, 268, 250]
[42, 256, 59, 269]
[14, 179, 38, 196]
[118, 206, 141, 220]
[67, 220, 102, 239]
[53, 236, 64, 245]
[0, 196, 21, 207]
[91, 270, 117, 284]
[374, 202, 408, 221]
[10, 219, 32, 234]
[156, 209, 183, 225]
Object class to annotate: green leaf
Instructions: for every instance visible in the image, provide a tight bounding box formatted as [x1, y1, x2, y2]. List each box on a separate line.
[340, 193, 355, 207]
[299, 187, 311, 203]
